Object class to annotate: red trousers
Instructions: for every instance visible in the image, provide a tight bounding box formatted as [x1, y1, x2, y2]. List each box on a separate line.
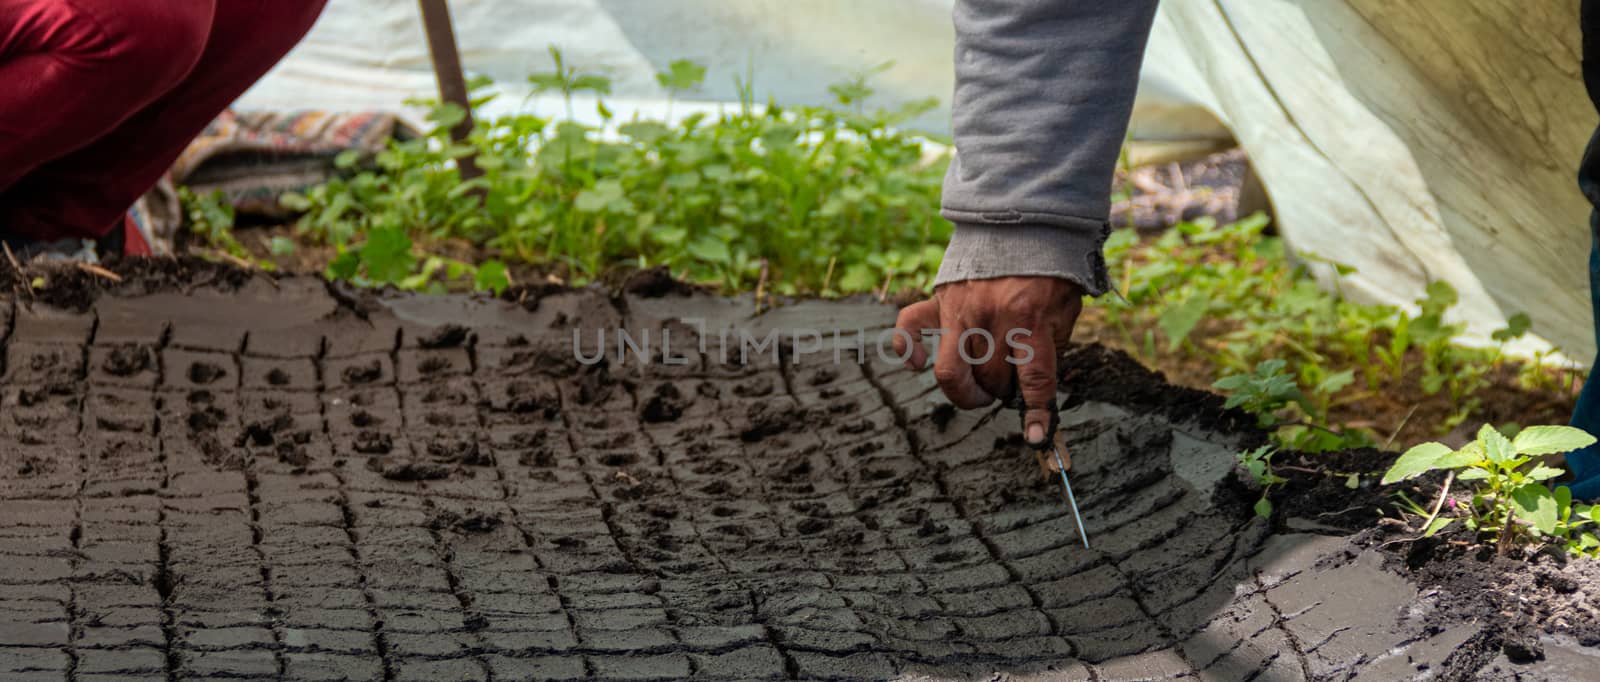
[0, 0, 326, 242]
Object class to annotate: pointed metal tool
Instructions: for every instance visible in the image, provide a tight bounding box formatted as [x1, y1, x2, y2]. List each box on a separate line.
[1051, 445, 1089, 549]
[1011, 385, 1089, 549]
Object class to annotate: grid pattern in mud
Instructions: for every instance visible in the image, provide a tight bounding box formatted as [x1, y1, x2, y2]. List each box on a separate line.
[0, 284, 1280, 680]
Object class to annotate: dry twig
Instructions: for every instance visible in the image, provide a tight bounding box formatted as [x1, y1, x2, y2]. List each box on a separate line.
[754, 259, 769, 315]
[76, 262, 122, 283]
[3, 241, 34, 303]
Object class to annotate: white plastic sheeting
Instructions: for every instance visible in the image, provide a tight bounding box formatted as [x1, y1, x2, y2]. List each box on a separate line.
[239, 0, 1597, 359]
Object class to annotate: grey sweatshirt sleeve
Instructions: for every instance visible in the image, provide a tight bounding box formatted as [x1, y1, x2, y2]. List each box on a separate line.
[936, 0, 1160, 295]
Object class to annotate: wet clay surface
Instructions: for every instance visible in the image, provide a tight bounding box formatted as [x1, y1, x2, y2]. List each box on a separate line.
[0, 270, 1594, 680]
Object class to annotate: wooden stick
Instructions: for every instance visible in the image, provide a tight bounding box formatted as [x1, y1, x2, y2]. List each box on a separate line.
[754, 259, 769, 315]
[418, 0, 484, 183]
[2, 240, 33, 303]
[2, 240, 22, 275]
[76, 263, 123, 283]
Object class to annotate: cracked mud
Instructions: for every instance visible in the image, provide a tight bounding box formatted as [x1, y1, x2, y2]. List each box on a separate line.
[0, 271, 1596, 681]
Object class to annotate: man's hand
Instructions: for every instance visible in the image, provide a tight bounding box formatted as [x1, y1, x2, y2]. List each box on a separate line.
[893, 277, 1085, 447]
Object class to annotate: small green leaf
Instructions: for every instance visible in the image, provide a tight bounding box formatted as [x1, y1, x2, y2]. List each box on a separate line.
[474, 260, 511, 294]
[1510, 484, 1559, 536]
[572, 74, 613, 95]
[1479, 424, 1513, 464]
[618, 121, 671, 144]
[1316, 369, 1356, 396]
[427, 103, 468, 131]
[1381, 442, 1452, 484]
[1157, 294, 1207, 350]
[279, 192, 313, 212]
[652, 227, 687, 246]
[837, 264, 877, 292]
[1434, 444, 1483, 469]
[574, 190, 608, 213]
[1254, 496, 1272, 519]
[1527, 464, 1566, 482]
[686, 237, 731, 264]
[1423, 516, 1454, 537]
[664, 172, 701, 190]
[1345, 473, 1360, 489]
[334, 150, 365, 170]
[327, 249, 360, 280]
[1512, 425, 1597, 456]
[269, 237, 297, 257]
[528, 72, 567, 93]
[657, 59, 708, 92]
[358, 225, 417, 284]
[1457, 467, 1491, 481]
[1492, 313, 1532, 342]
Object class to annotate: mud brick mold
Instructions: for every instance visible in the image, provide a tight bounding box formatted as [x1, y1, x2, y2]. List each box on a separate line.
[0, 269, 1590, 680]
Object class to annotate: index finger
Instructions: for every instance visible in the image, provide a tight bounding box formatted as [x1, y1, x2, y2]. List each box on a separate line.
[893, 299, 940, 370]
[1008, 325, 1058, 446]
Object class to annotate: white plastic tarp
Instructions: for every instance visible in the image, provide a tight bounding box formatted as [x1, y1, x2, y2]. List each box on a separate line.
[240, 0, 1598, 360]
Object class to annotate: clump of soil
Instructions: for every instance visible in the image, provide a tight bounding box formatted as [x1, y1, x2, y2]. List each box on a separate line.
[417, 324, 469, 349]
[428, 509, 503, 534]
[352, 431, 394, 455]
[621, 266, 699, 298]
[102, 344, 155, 376]
[426, 436, 491, 466]
[502, 381, 560, 418]
[341, 360, 383, 385]
[1271, 447, 1409, 527]
[187, 362, 227, 385]
[641, 383, 688, 423]
[1059, 342, 1264, 438]
[367, 458, 452, 482]
[736, 402, 820, 442]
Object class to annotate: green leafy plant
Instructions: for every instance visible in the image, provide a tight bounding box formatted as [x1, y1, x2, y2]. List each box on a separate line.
[1214, 359, 1305, 425]
[326, 223, 510, 295]
[283, 49, 949, 296]
[1238, 445, 1286, 518]
[1383, 424, 1598, 556]
[1100, 214, 1548, 453]
[179, 188, 253, 264]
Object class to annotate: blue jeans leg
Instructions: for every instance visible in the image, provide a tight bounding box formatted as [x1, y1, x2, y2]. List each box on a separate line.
[1566, 215, 1600, 499]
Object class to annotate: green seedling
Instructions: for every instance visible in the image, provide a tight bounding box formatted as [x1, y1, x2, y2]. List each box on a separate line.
[1384, 424, 1599, 556]
[1238, 445, 1285, 518]
[1213, 359, 1305, 427]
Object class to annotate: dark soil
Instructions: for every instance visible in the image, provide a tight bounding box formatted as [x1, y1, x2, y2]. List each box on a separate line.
[1, 266, 1596, 680]
[0, 255, 260, 312]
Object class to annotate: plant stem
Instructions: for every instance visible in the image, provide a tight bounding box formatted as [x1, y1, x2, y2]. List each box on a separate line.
[1383, 404, 1420, 449]
[1418, 470, 1453, 535]
[1497, 508, 1516, 557]
[1274, 420, 1348, 438]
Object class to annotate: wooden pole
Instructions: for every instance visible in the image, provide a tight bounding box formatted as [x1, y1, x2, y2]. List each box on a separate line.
[418, 0, 484, 182]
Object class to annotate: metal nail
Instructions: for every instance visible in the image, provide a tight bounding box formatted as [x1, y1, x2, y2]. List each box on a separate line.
[1053, 446, 1089, 549]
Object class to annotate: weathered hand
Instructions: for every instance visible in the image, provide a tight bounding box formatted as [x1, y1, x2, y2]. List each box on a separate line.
[893, 276, 1085, 447]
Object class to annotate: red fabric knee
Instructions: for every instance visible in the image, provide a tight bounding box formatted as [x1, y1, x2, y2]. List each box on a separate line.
[0, 0, 325, 243]
[0, 0, 215, 188]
